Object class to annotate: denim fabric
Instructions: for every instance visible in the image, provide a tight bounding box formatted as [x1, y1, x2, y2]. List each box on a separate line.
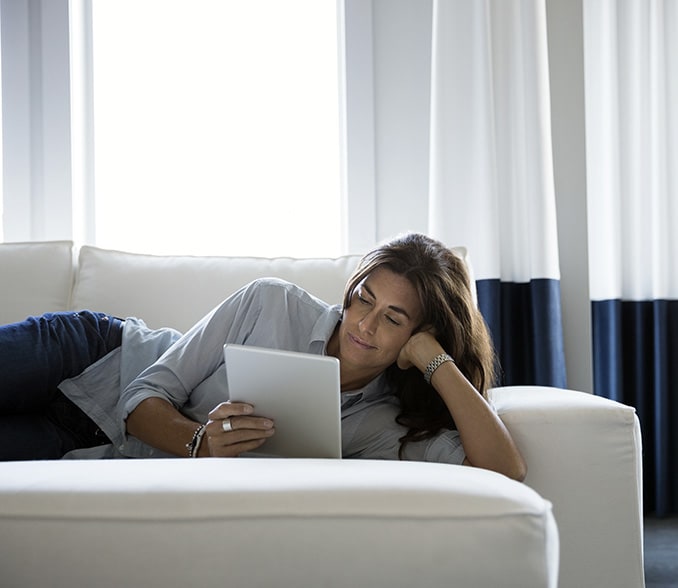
[0, 311, 123, 460]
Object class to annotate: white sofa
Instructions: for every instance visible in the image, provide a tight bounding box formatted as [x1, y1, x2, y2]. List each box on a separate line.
[0, 241, 645, 588]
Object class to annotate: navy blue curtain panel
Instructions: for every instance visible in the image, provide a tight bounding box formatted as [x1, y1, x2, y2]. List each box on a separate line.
[592, 299, 678, 516]
[478, 278, 567, 388]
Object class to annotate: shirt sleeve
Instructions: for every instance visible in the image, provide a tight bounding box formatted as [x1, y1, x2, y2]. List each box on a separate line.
[343, 400, 466, 465]
[117, 279, 265, 424]
[407, 429, 466, 465]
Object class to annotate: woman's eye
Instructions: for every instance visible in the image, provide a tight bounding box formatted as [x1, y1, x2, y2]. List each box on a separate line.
[386, 315, 400, 326]
[357, 293, 371, 305]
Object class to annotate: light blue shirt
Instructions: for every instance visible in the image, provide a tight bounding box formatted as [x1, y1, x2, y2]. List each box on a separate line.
[60, 278, 465, 464]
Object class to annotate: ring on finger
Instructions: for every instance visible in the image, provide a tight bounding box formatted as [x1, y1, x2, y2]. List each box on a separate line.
[222, 417, 234, 433]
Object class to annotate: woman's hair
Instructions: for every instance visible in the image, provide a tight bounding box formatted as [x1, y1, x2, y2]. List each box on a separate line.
[342, 232, 497, 457]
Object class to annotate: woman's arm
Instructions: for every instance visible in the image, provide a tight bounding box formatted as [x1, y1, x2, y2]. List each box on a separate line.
[398, 332, 527, 481]
[126, 397, 275, 457]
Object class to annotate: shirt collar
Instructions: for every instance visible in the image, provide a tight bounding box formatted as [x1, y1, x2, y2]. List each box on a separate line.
[309, 304, 342, 355]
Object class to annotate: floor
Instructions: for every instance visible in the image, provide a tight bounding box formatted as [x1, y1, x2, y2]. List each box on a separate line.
[645, 516, 678, 588]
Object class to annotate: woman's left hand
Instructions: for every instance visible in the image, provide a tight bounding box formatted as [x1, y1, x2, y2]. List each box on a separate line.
[400, 332, 528, 482]
[396, 329, 445, 372]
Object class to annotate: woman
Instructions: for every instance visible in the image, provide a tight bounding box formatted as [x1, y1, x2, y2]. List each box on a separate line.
[0, 233, 526, 480]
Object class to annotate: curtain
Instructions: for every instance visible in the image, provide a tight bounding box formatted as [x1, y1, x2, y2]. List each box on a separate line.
[427, 0, 566, 388]
[584, 0, 678, 516]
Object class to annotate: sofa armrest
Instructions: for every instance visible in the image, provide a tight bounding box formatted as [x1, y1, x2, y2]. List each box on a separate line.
[489, 385, 644, 588]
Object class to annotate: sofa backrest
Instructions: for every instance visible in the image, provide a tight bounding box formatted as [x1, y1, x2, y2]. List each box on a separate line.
[1, 241, 474, 334]
[71, 246, 364, 332]
[0, 241, 74, 326]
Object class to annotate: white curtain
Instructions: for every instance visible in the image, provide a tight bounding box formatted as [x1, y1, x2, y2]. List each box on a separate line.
[427, 0, 565, 386]
[428, 0, 559, 283]
[584, 0, 678, 516]
[585, 0, 678, 303]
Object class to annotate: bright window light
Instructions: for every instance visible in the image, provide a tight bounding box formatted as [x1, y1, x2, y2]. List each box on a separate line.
[91, 0, 342, 257]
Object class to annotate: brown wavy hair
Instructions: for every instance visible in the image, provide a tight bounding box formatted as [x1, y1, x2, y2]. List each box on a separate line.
[342, 233, 497, 457]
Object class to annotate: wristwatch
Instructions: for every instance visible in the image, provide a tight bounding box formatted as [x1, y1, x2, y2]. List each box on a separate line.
[424, 353, 455, 385]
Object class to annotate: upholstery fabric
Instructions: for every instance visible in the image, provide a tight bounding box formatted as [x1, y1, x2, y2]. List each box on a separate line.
[491, 385, 644, 588]
[0, 458, 558, 588]
[0, 240, 73, 325]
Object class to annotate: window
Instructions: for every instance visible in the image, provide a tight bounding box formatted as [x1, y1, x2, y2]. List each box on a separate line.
[86, 0, 342, 257]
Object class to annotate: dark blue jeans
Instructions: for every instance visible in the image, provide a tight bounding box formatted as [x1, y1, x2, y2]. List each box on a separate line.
[0, 311, 124, 460]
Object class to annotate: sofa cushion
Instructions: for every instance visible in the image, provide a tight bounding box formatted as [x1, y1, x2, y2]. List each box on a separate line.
[0, 458, 558, 588]
[0, 240, 74, 325]
[71, 245, 364, 331]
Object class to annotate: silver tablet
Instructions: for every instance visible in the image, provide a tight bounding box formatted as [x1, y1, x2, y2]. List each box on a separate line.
[223, 344, 342, 459]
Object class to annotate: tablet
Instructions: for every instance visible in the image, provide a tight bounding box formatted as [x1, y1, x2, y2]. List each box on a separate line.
[223, 344, 342, 459]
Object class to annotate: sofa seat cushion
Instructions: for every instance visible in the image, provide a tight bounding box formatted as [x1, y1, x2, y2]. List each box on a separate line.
[0, 458, 558, 588]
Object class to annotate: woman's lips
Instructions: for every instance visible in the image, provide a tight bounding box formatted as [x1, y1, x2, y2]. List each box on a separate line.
[348, 332, 376, 350]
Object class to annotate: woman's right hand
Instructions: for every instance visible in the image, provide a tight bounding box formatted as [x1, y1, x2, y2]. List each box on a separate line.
[396, 329, 444, 373]
[201, 401, 275, 457]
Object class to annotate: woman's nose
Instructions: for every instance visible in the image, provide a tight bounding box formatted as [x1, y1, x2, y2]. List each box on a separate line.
[359, 310, 377, 335]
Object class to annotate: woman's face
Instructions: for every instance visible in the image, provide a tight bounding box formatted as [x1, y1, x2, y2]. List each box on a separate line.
[333, 267, 423, 382]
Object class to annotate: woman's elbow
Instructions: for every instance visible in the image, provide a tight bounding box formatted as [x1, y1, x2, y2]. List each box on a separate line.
[503, 453, 528, 482]
[464, 455, 527, 482]
[508, 459, 528, 482]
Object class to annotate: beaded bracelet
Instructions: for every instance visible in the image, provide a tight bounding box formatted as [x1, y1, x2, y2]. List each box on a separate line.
[424, 353, 455, 385]
[186, 423, 207, 458]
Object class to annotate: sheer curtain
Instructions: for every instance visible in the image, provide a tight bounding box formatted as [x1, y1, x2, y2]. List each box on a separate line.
[427, 0, 565, 387]
[584, 0, 678, 516]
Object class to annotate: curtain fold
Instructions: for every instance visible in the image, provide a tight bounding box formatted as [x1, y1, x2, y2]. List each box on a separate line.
[585, 0, 678, 515]
[428, 0, 566, 387]
[478, 279, 566, 386]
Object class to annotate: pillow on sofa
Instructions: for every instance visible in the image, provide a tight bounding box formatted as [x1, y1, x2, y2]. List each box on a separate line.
[0, 241, 74, 325]
[71, 246, 365, 332]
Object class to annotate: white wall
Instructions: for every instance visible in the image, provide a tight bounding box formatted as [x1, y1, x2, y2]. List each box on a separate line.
[372, 0, 432, 241]
[544, 0, 592, 393]
[0, 0, 73, 242]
